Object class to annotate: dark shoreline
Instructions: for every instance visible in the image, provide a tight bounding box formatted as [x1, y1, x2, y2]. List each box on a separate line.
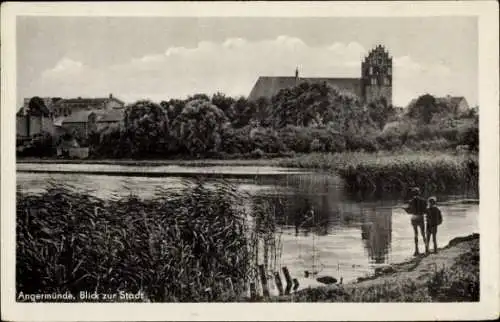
[16, 168, 306, 179]
[16, 157, 288, 167]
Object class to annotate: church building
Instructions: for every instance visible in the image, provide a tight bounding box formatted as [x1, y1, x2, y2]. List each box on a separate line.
[248, 45, 392, 105]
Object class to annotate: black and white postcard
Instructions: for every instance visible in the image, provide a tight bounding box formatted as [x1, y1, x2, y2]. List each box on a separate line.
[1, 1, 499, 321]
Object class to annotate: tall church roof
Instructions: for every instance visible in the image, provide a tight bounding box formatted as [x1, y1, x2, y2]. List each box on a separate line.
[248, 76, 361, 101]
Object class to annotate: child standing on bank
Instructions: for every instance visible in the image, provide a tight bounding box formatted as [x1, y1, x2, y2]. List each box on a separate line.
[425, 197, 443, 253]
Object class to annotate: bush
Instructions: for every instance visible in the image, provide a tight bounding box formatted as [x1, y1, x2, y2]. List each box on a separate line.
[250, 148, 265, 159]
[17, 131, 54, 157]
[250, 127, 286, 153]
[459, 126, 479, 152]
[220, 126, 253, 154]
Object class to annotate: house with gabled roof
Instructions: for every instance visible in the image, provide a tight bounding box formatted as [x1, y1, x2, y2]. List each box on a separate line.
[60, 110, 98, 140]
[406, 95, 470, 114]
[95, 109, 125, 132]
[52, 93, 125, 117]
[18, 94, 126, 144]
[436, 95, 469, 113]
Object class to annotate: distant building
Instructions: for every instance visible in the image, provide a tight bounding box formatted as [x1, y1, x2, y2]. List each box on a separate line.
[436, 96, 470, 113]
[16, 100, 53, 141]
[17, 94, 126, 145]
[95, 109, 125, 132]
[406, 95, 470, 114]
[248, 45, 393, 105]
[60, 110, 98, 139]
[52, 94, 125, 117]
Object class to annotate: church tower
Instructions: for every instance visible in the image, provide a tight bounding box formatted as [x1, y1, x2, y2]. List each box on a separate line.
[361, 45, 392, 105]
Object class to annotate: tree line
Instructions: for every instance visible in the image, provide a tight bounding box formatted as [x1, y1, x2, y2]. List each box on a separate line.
[18, 82, 479, 158]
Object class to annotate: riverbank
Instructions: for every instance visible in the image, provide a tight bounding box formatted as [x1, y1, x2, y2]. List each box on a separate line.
[270, 233, 479, 302]
[17, 151, 478, 193]
[16, 150, 475, 168]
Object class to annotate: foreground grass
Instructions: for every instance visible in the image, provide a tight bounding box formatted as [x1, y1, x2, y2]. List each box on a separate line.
[16, 182, 254, 302]
[269, 233, 479, 302]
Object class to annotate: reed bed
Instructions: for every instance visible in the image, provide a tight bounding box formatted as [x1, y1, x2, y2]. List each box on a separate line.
[16, 180, 269, 302]
[335, 153, 478, 193]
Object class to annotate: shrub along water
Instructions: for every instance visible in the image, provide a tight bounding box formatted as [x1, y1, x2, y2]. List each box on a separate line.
[16, 181, 266, 302]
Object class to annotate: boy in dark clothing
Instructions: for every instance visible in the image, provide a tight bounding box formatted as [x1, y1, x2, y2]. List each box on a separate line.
[405, 187, 427, 256]
[425, 197, 442, 253]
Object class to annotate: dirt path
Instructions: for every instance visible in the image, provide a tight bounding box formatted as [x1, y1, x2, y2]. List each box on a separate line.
[353, 234, 478, 288]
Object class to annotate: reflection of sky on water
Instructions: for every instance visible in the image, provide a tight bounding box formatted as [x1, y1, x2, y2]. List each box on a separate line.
[16, 168, 478, 290]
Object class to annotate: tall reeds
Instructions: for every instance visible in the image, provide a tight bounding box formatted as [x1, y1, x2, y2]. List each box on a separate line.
[335, 153, 478, 193]
[276, 151, 478, 193]
[16, 180, 269, 302]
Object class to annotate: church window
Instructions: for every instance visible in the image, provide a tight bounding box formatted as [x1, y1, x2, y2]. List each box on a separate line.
[388, 67, 392, 75]
[384, 77, 390, 85]
[369, 67, 373, 75]
[371, 78, 377, 85]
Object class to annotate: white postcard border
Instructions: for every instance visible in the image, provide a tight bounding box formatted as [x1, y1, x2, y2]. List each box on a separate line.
[1, 2, 498, 321]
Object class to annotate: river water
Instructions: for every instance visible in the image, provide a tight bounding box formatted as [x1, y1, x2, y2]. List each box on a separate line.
[16, 163, 479, 294]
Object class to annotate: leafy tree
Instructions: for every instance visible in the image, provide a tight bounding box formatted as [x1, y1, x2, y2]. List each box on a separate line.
[249, 127, 286, 153]
[187, 93, 210, 102]
[460, 124, 479, 152]
[211, 92, 235, 118]
[172, 99, 228, 156]
[270, 81, 372, 132]
[124, 100, 170, 157]
[28, 96, 50, 116]
[220, 126, 253, 154]
[254, 97, 273, 126]
[367, 98, 396, 130]
[161, 99, 185, 125]
[230, 97, 257, 128]
[408, 94, 439, 124]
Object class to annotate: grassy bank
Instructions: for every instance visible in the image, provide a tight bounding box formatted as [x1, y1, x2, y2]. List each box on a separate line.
[16, 183, 260, 302]
[270, 233, 479, 302]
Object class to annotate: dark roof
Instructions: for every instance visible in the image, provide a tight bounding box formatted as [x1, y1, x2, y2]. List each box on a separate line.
[435, 96, 468, 107]
[54, 96, 125, 108]
[58, 98, 107, 105]
[450, 96, 467, 106]
[248, 76, 362, 101]
[62, 110, 95, 124]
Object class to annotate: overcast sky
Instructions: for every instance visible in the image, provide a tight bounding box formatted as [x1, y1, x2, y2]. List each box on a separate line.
[17, 16, 478, 107]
